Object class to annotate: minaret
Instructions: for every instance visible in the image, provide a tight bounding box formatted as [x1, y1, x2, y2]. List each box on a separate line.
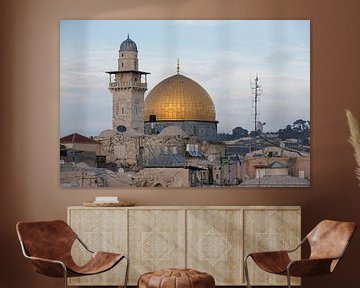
[106, 34, 150, 133]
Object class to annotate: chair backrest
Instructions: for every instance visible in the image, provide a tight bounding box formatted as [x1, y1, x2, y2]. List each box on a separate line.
[16, 220, 77, 261]
[307, 220, 356, 261]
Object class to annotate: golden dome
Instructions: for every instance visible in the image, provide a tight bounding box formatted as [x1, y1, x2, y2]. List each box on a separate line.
[144, 74, 216, 122]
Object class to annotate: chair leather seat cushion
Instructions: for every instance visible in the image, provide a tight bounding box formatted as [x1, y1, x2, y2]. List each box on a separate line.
[250, 251, 291, 274]
[67, 252, 124, 277]
[138, 268, 215, 288]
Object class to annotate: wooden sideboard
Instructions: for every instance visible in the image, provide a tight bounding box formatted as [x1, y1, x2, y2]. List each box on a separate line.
[67, 206, 301, 286]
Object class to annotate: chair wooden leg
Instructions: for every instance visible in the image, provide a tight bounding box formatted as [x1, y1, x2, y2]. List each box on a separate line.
[244, 255, 252, 288]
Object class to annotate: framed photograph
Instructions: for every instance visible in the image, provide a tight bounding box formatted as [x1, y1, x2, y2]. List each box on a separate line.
[60, 20, 310, 188]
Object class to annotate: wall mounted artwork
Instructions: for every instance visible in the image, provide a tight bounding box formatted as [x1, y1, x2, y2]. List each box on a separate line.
[60, 20, 310, 188]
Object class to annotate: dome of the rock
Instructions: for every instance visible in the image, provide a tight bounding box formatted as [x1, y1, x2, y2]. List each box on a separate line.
[144, 74, 216, 122]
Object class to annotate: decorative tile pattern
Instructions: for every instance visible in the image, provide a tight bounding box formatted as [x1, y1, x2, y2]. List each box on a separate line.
[194, 227, 232, 265]
[252, 228, 287, 252]
[128, 209, 186, 284]
[187, 209, 242, 285]
[138, 228, 175, 264]
[83, 227, 113, 252]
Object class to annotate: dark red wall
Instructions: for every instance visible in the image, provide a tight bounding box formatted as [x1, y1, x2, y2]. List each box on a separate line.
[1, 0, 360, 287]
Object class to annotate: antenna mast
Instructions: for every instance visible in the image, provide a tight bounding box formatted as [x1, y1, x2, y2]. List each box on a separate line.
[251, 75, 263, 132]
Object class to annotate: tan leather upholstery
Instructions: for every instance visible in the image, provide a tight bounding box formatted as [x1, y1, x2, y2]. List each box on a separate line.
[138, 268, 215, 288]
[245, 220, 356, 287]
[250, 251, 291, 274]
[307, 220, 355, 260]
[16, 220, 127, 283]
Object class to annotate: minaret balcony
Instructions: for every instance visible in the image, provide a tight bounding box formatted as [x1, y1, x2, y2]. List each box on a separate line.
[109, 81, 147, 89]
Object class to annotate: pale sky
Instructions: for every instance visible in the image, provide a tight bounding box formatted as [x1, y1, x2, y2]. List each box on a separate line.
[60, 20, 310, 137]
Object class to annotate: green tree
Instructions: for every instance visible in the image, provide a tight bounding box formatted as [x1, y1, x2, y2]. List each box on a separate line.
[232, 126, 249, 138]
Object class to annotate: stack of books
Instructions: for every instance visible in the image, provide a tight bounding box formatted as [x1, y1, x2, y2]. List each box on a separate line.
[93, 196, 119, 204]
[83, 196, 135, 207]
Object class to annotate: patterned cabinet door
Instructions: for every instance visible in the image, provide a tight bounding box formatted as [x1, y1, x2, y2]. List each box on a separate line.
[128, 209, 186, 284]
[186, 209, 243, 285]
[68, 208, 128, 286]
[243, 208, 301, 286]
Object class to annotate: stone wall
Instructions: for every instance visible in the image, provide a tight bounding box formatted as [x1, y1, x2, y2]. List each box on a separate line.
[144, 120, 217, 141]
[133, 167, 190, 187]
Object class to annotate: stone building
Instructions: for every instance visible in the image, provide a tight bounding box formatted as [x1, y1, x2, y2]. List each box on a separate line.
[60, 133, 101, 166]
[133, 168, 190, 187]
[240, 175, 310, 187]
[243, 146, 310, 182]
[106, 34, 150, 133]
[60, 133, 101, 154]
[95, 126, 225, 187]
